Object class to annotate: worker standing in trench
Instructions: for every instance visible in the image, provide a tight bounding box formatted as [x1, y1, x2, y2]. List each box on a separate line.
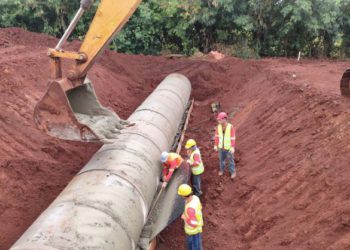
[178, 184, 204, 250]
[185, 139, 204, 196]
[160, 151, 185, 188]
[214, 112, 237, 179]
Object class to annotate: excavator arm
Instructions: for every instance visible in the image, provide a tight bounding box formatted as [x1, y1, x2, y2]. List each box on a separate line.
[34, 0, 141, 142]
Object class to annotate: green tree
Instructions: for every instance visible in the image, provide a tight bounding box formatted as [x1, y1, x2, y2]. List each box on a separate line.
[0, 0, 348, 58]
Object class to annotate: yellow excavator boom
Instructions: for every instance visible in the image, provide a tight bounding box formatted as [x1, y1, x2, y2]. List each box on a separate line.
[68, 0, 142, 82]
[34, 0, 142, 142]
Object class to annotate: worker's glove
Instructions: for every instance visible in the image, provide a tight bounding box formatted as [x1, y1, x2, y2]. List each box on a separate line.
[214, 146, 218, 152]
[229, 148, 235, 154]
[162, 182, 168, 188]
[186, 159, 191, 165]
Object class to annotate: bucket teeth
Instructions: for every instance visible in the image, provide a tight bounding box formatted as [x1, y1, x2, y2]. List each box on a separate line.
[34, 78, 127, 142]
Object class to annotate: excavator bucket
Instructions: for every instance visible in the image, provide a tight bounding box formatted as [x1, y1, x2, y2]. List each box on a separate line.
[32, 0, 142, 143]
[34, 78, 128, 142]
[340, 69, 350, 96]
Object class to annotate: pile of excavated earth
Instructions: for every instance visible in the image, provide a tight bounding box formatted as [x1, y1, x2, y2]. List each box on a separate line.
[1, 28, 350, 250]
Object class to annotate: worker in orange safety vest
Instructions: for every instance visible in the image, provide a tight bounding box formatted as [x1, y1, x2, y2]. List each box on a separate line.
[185, 139, 204, 196]
[214, 111, 236, 179]
[160, 151, 184, 188]
[178, 184, 204, 250]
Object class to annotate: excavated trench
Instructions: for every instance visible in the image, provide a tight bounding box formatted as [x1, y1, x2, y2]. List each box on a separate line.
[1, 29, 350, 249]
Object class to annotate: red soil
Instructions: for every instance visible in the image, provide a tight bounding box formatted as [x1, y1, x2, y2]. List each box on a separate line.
[1, 28, 350, 249]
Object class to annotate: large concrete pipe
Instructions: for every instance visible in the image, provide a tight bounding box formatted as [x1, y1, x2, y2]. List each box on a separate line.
[11, 73, 191, 250]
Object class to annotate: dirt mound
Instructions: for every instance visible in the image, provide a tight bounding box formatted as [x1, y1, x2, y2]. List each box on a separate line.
[0, 27, 57, 48]
[1, 28, 350, 249]
[0, 28, 153, 249]
[158, 59, 350, 249]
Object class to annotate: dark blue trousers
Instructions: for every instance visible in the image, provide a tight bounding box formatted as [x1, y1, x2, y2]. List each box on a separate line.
[186, 233, 203, 250]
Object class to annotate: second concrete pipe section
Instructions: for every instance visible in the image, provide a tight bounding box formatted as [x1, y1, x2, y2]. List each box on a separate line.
[11, 73, 191, 250]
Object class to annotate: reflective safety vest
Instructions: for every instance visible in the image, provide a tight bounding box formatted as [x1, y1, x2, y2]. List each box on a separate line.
[189, 148, 204, 175]
[184, 195, 204, 235]
[166, 152, 183, 168]
[217, 123, 233, 150]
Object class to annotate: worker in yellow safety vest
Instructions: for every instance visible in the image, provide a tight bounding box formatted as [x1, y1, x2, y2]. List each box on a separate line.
[178, 184, 204, 250]
[214, 112, 236, 179]
[185, 139, 204, 196]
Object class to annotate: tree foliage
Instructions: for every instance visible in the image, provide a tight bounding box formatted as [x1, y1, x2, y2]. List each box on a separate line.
[1, 0, 350, 58]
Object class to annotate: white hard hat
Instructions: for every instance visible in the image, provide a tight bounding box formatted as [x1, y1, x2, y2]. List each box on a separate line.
[161, 151, 168, 163]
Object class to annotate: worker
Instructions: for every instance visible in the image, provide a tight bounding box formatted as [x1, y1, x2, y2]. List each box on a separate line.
[185, 139, 204, 196]
[178, 184, 204, 250]
[214, 111, 236, 179]
[160, 151, 184, 188]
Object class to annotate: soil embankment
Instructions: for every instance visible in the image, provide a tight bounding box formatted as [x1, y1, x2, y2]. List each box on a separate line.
[1, 28, 350, 249]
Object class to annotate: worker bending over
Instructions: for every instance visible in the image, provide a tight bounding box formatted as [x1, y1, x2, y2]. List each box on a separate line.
[160, 151, 184, 188]
[185, 139, 204, 196]
[178, 184, 204, 250]
[214, 112, 236, 179]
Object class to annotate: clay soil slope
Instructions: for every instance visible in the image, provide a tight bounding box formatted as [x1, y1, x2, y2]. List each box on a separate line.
[1, 28, 350, 250]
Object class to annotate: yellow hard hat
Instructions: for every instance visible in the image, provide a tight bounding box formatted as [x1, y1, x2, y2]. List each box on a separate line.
[178, 184, 192, 197]
[185, 139, 196, 149]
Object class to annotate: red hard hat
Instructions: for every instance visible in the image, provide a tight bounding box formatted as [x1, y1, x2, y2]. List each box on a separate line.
[217, 112, 227, 120]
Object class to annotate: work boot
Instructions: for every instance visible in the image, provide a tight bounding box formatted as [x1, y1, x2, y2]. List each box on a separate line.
[218, 171, 223, 176]
[230, 172, 236, 179]
[194, 191, 203, 197]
